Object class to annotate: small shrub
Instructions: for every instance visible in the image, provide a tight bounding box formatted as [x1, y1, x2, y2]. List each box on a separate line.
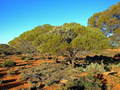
[86, 63, 105, 75]
[59, 75, 104, 90]
[21, 56, 34, 60]
[0, 80, 4, 84]
[7, 70, 16, 75]
[52, 57, 58, 60]
[39, 56, 46, 60]
[0, 54, 6, 59]
[59, 80, 84, 90]
[104, 64, 112, 71]
[20, 73, 29, 81]
[0, 64, 3, 67]
[107, 63, 120, 72]
[0, 44, 17, 55]
[1, 60, 16, 67]
[20, 63, 81, 88]
[78, 67, 85, 72]
[116, 63, 120, 67]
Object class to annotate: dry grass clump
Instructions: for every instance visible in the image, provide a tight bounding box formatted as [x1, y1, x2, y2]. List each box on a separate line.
[0, 59, 16, 67]
[20, 62, 82, 89]
[85, 63, 105, 75]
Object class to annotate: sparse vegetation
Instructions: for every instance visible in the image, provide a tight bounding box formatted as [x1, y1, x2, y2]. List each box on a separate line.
[59, 75, 106, 90]
[85, 63, 105, 75]
[0, 44, 17, 55]
[7, 70, 16, 75]
[21, 56, 34, 60]
[20, 63, 81, 88]
[0, 2, 120, 90]
[0, 60, 16, 67]
[9, 23, 111, 55]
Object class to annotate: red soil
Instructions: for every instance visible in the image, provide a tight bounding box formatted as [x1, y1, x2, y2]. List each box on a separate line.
[0, 55, 55, 90]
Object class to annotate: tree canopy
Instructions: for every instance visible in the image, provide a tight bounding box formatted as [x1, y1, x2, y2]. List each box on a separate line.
[88, 2, 120, 34]
[88, 2, 120, 47]
[9, 23, 111, 55]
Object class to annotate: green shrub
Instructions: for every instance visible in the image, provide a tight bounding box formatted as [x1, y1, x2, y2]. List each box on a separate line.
[39, 56, 46, 60]
[21, 56, 34, 60]
[7, 70, 16, 75]
[78, 67, 86, 72]
[0, 54, 6, 59]
[0, 44, 17, 55]
[20, 73, 28, 81]
[59, 75, 103, 90]
[9, 23, 111, 55]
[20, 63, 81, 87]
[86, 63, 105, 75]
[0, 80, 4, 84]
[1, 60, 16, 67]
[0, 64, 3, 67]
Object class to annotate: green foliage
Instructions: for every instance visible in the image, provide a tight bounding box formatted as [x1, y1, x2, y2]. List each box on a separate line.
[9, 24, 54, 54]
[7, 70, 16, 75]
[20, 63, 81, 87]
[21, 56, 34, 60]
[86, 63, 105, 75]
[0, 60, 16, 67]
[0, 80, 5, 84]
[59, 75, 103, 90]
[9, 23, 111, 55]
[110, 28, 120, 47]
[71, 27, 111, 51]
[88, 2, 120, 30]
[0, 44, 16, 55]
[9, 38, 37, 54]
[38, 34, 63, 54]
[88, 2, 120, 47]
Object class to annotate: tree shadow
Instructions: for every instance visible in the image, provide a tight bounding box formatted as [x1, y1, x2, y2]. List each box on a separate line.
[16, 64, 28, 66]
[1, 79, 16, 84]
[69, 86, 85, 90]
[85, 54, 120, 65]
[0, 69, 7, 72]
[0, 81, 24, 89]
[0, 73, 6, 78]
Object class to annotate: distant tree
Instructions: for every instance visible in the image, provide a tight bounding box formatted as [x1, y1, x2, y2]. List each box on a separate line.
[110, 28, 120, 47]
[88, 2, 120, 33]
[9, 38, 37, 54]
[88, 2, 120, 47]
[9, 23, 111, 55]
[0, 44, 16, 55]
[71, 27, 111, 51]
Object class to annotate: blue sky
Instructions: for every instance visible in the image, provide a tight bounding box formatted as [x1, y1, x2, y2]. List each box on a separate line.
[0, 0, 120, 44]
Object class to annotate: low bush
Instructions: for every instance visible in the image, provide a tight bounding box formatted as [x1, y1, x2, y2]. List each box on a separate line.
[20, 63, 81, 88]
[0, 60, 16, 67]
[0, 54, 6, 59]
[85, 63, 105, 75]
[0, 44, 17, 55]
[0, 80, 3, 84]
[59, 75, 106, 90]
[21, 56, 34, 60]
[7, 70, 16, 75]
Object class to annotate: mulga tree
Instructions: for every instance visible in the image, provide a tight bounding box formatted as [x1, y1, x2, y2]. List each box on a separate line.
[9, 38, 37, 54]
[0, 44, 16, 55]
[71, 27, 111, 52]
[88, 2, 120, 47]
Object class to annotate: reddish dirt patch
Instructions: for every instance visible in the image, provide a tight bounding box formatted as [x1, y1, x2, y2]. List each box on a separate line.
[107, 49, 120, 52]
[113, 84, 120, 90]
[0, 55, 55, 89]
